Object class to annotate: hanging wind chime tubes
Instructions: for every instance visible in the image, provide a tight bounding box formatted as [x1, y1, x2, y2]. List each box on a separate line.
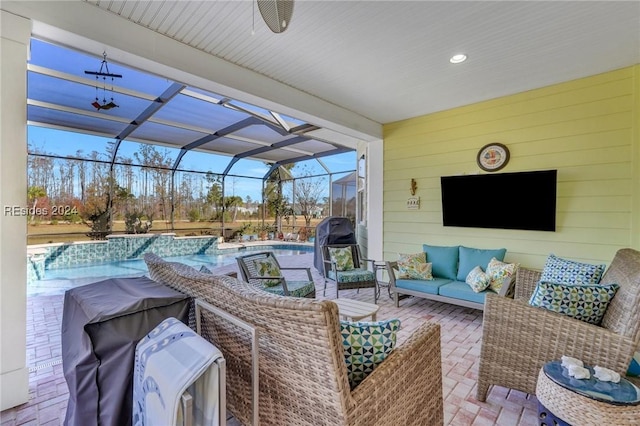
[84, 52, 122, 111]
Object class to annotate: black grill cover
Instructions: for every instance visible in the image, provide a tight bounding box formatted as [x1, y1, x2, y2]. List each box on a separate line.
[313, 216, 356, 273]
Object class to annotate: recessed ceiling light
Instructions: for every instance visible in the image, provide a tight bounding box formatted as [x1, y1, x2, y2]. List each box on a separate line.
[450, 54, 467, 64]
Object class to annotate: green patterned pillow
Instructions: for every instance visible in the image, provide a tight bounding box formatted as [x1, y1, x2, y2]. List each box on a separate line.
[329, 247, 355, 271]
[340, 319, 401, 389]
[397, 252, 432, 280]
[465, 266, 491, 293]
[252, 257, 282, 287]
[528, 281, 619, 325]
[486, 257, 519, 293]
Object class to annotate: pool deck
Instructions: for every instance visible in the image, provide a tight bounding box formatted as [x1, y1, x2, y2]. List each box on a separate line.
[2, 251, 539, 426]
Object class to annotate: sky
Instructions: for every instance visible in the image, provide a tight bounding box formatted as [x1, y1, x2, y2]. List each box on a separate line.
[27, 39, 357, 201]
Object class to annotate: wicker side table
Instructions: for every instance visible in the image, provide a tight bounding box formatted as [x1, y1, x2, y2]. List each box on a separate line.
[536, 361, 640, 426]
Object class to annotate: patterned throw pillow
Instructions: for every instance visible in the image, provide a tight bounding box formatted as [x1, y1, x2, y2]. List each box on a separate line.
[528, 281, 619, 325]
[397, 252, 432, 280]
[340, 319, 401, 389]
[465, 266, 491, 293]
[252, 257, 282, 287]
[486, 257, 519, 293]
[540, 254, 606, 285]
[329, 247, 355, 271]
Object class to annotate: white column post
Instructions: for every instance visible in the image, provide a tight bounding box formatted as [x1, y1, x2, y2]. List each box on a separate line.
[1, 10, 31, 410]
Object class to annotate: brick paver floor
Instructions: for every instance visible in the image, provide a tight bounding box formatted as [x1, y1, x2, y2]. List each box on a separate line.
[1, 253, 539, 425]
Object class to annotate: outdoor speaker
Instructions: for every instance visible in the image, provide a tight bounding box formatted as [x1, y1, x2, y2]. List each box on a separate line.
[257, 0, 294, 33]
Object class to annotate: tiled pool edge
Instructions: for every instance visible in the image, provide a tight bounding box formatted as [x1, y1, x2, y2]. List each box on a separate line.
[27, 233, 313, 284]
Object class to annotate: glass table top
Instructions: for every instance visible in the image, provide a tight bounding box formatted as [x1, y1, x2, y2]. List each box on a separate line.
[544, 361, 640, 406]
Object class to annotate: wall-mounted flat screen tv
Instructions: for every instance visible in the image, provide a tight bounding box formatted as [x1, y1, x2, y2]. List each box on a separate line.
[441, 169, 557, 231]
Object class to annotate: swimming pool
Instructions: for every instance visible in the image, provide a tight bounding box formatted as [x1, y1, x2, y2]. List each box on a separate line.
[29, 247, 313, 297]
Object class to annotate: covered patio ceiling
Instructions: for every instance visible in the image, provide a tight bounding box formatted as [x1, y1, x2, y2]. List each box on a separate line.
[27, 39, 358, 179]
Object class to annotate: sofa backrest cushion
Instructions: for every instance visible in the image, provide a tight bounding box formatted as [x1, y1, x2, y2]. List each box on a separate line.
[600, 248, 640, 341]
[457, 246, 507, 281]
[422, 244, 459, 280]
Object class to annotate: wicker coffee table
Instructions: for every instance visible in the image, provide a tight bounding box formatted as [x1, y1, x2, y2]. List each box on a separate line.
[332, 298, 380, 321]
[536, 361, 640, 426]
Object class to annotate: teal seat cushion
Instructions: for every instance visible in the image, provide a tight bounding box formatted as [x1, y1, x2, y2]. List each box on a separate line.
[328, 269, 375, 284]
[439, 281, 495, 304]
[263, 280, 315, 297]
[457, 246, 507, 281]
[395, 277, 451, 295]
[422, 244, 459, 280]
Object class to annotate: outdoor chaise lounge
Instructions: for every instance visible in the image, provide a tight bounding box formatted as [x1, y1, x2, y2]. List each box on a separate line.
[144, 253, 444, 425]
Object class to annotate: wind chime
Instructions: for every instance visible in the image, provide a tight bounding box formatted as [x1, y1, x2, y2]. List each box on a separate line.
[84, 51, 122, 111]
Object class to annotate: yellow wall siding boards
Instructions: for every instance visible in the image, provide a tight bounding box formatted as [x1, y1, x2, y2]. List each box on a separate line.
[383, 66, 640, 269]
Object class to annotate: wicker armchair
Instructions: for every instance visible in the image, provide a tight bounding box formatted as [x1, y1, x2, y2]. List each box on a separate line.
[320, 244, 378, 302]
[477, 248, 640, 401]
[236, 251, 316, 298]
[144, 253, 444, 425]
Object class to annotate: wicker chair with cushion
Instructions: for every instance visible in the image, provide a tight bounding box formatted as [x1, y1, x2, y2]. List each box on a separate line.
[236, 251, 316, 298]
[476, 248, 640, 401]
[321, 244, 378, 302]
[144, 253, 444, 426]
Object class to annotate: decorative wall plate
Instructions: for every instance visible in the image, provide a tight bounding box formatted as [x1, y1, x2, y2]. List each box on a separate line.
[477, 143, 510, 172]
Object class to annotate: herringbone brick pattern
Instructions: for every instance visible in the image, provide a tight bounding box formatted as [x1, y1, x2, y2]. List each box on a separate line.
[1, 253, 540, 425]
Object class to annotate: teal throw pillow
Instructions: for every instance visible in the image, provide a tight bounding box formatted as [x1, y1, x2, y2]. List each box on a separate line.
[540, 254, 606, 285]
[422, 244, 459, 280]
[465, 266, 491, 293]
[528, 281, 619, 325]
[340, 318, 400, 389]
[329, 247, 355, 271]
[457, 246, 506, 282]
[252, 257, 282, 287]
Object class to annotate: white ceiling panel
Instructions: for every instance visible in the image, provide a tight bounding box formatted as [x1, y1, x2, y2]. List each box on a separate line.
[81, 0, 639, 124]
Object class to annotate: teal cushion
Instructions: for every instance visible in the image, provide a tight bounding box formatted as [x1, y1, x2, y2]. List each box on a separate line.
[395, 277, 451, 295]
[439, 281, 495, 304]
[628, 350, 640, 377]
[540, 254, 606, 285]
[529, 281, 619, 325]
[328, 269, 375, 284]
[340, 318, 400, 389]
[422, 244, 459, 280]
[457, 246, 506, 281]
[263, 280, 315, 297]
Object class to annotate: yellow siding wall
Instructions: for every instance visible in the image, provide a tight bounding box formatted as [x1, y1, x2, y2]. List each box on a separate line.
[383, 66, 640, 269]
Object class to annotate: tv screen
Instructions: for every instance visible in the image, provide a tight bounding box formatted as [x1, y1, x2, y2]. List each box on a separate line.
[441, 170, 557, 231]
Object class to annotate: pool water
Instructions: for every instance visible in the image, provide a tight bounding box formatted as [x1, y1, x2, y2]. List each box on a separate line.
[29, 248, 312, 297]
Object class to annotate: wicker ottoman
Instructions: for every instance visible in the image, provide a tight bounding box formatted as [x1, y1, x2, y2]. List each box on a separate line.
[536, 363, 640, 426]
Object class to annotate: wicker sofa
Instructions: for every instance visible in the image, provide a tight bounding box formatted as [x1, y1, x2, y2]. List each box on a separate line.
[476, 248, 640, 401]
[144, 253, 444, 425]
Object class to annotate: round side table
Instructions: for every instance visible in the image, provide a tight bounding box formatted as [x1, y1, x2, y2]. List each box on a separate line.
[536, 361, 640, 426]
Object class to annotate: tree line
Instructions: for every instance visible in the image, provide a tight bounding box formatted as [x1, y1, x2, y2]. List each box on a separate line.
[27, 142, 336, 238]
